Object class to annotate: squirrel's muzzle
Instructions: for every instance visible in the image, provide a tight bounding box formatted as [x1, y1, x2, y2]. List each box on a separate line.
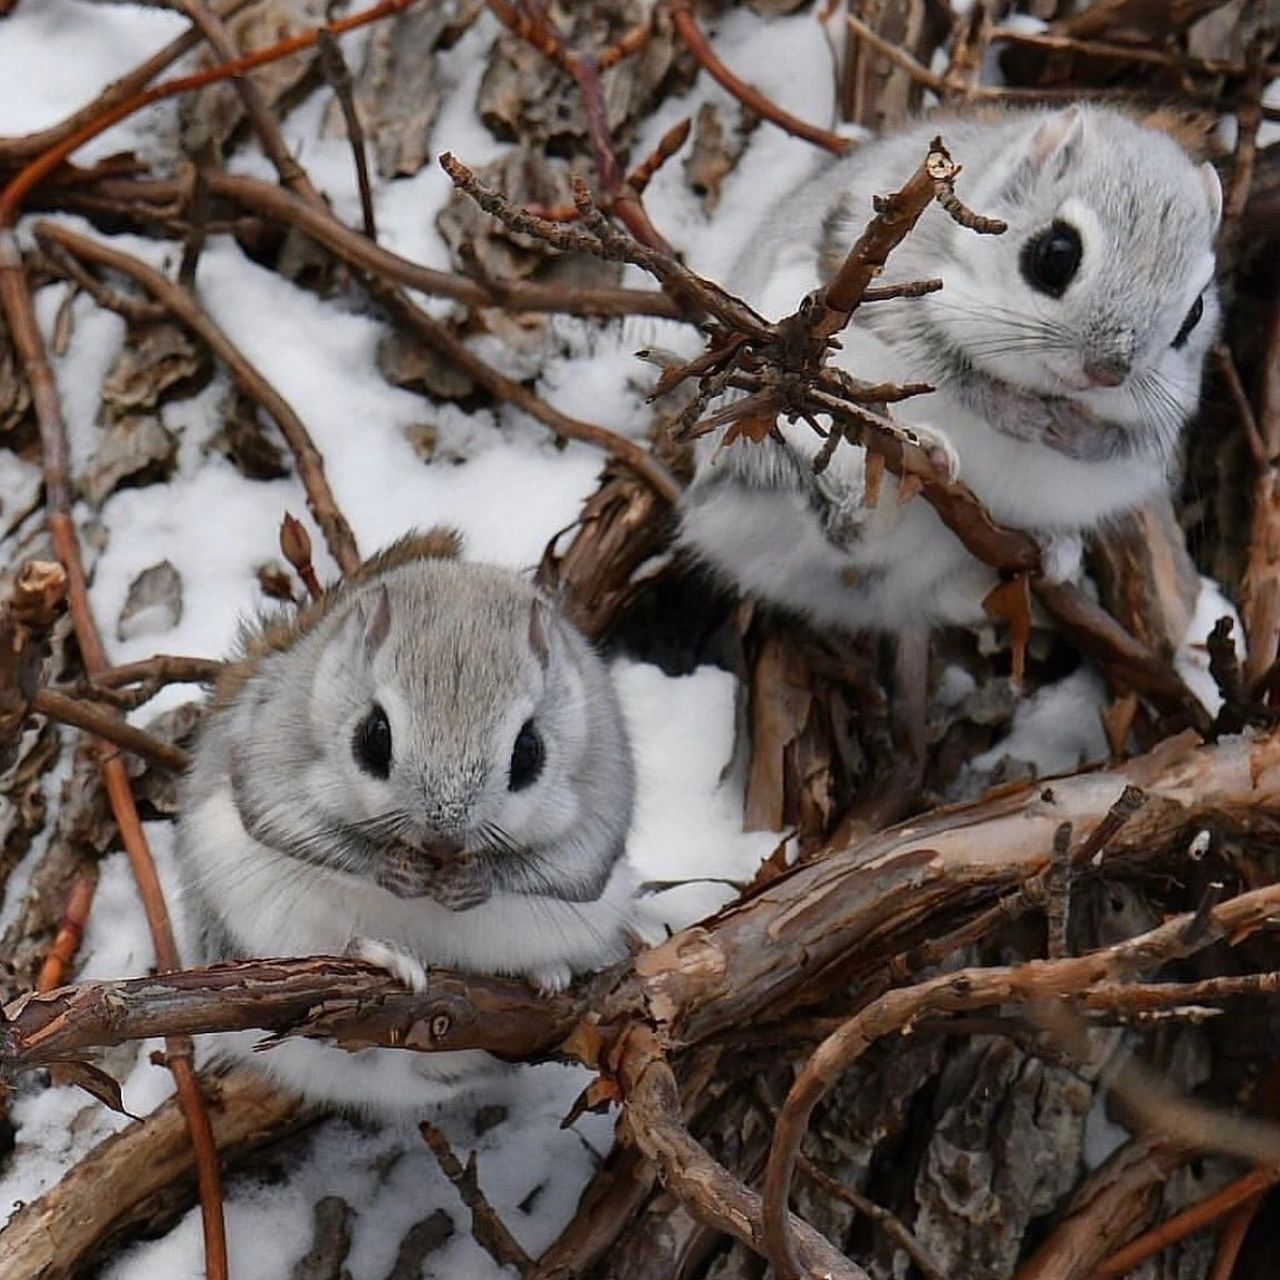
[375, 837, 492, 910]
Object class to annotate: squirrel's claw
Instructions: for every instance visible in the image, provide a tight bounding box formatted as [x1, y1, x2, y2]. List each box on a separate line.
[348, 937, 430, 994]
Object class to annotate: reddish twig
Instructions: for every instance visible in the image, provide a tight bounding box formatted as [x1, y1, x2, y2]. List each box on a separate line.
[0, 0, 257, 161]
[36, 870, 99, 994]
[670, 0, 851, 155]
[529, 117, 693, 221]
[0, 227, 228, 1280]
[35, 220, 362, 575]
[1096, 1163, 1280, 1278]
[172, 0, 325, 209]
[484, 0, 674, 250]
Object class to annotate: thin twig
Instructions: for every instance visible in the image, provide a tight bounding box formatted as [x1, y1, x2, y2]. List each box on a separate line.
[31, 689, 191, 772]
[206, 169, 683, 318]
[316, 29, 377, 241]
[484, 0, 673, 250]
[178, 152, 213, 290]
[371, 279, 682, 503]
[670, 0, 851, 155]
[795, 1155, 947, 1280]
[35, 869, 98, 994]
[0, 0, 257, 161]
[420, 1122, 534, 1276]
[1096, 1163, 1280, 1277]
[171, 0, 325, 209]
[0, 0, 417, 225]
[36, 220, 362, 575]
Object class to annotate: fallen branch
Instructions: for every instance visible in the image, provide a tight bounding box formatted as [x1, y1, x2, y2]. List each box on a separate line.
[0, 1066, 310, 1280]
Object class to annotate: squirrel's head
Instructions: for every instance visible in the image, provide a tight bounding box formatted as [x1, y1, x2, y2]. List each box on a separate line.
[919, 105, 1221, 459]
[303, 560, 625, 909]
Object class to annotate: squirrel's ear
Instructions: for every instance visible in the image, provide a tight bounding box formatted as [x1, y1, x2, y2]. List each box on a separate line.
[352, 585, 392, 661]
[1027, 106, 1084, 172]
[528, 597, 551, 670]
[1200, 162, 1223, 231]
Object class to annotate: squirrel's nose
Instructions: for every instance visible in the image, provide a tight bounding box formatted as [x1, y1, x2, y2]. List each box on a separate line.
[1083, 354, 1130, 387]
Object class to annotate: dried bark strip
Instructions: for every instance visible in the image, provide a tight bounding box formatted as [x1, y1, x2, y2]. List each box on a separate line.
[36, 220, 361, 575]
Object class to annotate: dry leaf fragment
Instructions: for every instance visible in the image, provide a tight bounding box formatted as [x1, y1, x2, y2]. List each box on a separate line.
[206, 389, 290, 481]
[321, 7, 450, 178]
[80, 415, 178, 508]
[722, 414, 777, 448]
[377, 329, 477, 400]
[101, 323, 208, 418]
[983, 574, 1033, 687]
[116, 561, 183, 643]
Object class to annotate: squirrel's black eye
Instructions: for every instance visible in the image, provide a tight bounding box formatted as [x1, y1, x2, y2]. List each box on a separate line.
[1172, 293, 1204, 349]
[1020, 221, 1083, 297]
[509, 719, 544, 792]
[353, 704, 392, 779]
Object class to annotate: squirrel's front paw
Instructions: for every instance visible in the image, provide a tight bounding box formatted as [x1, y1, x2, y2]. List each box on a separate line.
[527, 963, 574, 997]
[901, 422, 960, 485]
[1039, 530, 1084, 584]
[348, 937, 429, 994]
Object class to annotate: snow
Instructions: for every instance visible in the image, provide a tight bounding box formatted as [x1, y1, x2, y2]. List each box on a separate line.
[0, 2, 1243, 1274]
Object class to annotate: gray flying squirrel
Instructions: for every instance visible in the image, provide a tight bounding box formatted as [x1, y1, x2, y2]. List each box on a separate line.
[678, 105, 1222, 633]
[176, 530, 636, 1115]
